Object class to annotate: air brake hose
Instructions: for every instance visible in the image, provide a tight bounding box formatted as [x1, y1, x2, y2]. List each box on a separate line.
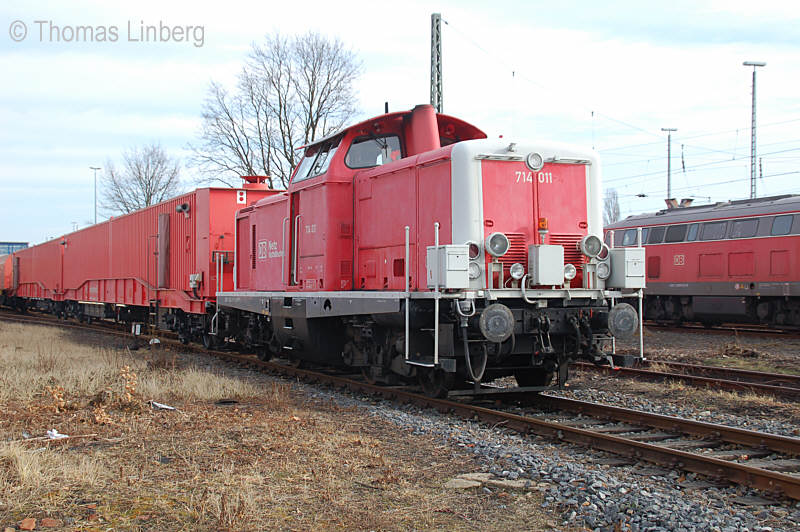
[462, 324, 487, 383]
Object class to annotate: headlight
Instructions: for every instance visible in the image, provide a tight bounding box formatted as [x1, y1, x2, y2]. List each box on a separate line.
[596, 261, 611, 280]
[509, 263, 525, 280]
[578, 235, 603, 258]
[525, 152, 544, 171]
[467, 241, 481, 260]
[564, 263, 577, 281]
[485, 232, 510, 257]
[468, 262, 481, 280]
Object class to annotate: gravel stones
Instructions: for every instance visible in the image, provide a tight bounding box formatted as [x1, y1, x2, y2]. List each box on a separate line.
[300, 382, 799, 531]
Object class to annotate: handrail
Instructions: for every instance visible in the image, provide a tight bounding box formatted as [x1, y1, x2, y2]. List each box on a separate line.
[292, 215, 302, 285]
[404, 225, 410, 360]
[281, 217, 289, 284]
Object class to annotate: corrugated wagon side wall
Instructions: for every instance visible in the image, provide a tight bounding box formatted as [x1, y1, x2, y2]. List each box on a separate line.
[16, 239, 62, 299]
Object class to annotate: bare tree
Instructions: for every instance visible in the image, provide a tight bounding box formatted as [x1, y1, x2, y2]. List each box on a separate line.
[603, 188, 621, 227]
[100, 143, 182, 216]
[189, 31, 361, 188]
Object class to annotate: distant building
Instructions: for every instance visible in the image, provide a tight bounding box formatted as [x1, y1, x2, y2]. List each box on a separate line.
[0, 242, 28, 255]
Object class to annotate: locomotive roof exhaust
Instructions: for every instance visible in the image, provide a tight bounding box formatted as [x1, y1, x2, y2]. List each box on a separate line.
[405, 104, 441, 156]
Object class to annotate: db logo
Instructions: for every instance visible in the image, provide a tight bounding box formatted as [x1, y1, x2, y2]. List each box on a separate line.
[673, 254, 685, 266]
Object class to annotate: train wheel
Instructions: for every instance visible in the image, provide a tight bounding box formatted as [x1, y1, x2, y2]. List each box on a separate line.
[361, 367, 377, 385]
[418, 367, 454, 398]
[256, 347, 272, 362]
[514, 369, 554, 388]
[202, 334, 218, 350]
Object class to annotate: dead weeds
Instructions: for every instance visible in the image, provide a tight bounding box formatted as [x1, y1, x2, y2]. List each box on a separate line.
[0, 320, 549, 531]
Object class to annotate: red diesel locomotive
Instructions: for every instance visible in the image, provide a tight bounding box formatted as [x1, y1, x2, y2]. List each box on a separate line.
[605, 194, 800, 327]
[1, 105, 642, 396]
[212, 105, 642, 395]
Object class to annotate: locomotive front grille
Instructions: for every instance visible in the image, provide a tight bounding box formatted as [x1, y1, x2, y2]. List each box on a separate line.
[498, 233, 527, 280]
[549, 234, 585, 268]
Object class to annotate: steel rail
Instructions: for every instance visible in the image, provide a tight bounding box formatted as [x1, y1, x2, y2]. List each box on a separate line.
[4, 310, 800, 500]
[643, 321, 800, 339]
[642, 359, 800, 386]
[573, 362, 800, 401]
[208, 352, 800, 501]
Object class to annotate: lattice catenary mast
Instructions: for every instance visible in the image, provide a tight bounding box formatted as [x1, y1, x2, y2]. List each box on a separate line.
[430, 13, 442, 113]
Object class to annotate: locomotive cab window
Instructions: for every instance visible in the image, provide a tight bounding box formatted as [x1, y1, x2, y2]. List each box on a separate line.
[293, 137, 341, 184]
[701, 221, 727, 240]
[686, 223, 699, 241]
[647, 226, 665, 244]
[345, 135, 402, 169]
[772, 215, 793, 236]
[730, 218, 757, 238]
[604, 231, 612, 246]
[664, 224, 687, 243]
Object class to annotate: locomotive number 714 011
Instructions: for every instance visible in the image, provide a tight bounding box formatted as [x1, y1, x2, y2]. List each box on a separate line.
[515, 171, 553, 184]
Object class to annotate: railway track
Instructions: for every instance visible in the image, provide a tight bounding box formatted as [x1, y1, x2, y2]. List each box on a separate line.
[574, 361, 800, 401]
[3, 310, 800, 501]
[644, 320, 800, 340]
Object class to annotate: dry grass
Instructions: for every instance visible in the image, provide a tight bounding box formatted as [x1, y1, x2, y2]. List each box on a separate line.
[0, 322, 264, 405]
[0, 320, 549, 531]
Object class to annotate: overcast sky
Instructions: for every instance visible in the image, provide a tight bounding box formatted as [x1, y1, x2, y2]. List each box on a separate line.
[1, 0, 799, 244]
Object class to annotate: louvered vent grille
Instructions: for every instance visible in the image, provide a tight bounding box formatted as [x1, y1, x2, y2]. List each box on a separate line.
[498, 233, 527, 278]
[549, 234, 584, 267]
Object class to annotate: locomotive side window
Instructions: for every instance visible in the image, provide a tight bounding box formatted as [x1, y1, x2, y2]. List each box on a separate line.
[793, 215, 800, 234]
[345, 135, 402, 169]
[771, 215, 793, 236]
[640, 227, 650, 244]
[647, 226, 665, 244]
[293, 138, 341, 184]
[757, 217, 773, 236]
[664, 224, 687, 243]
[293, 148, 319, 182]
[701, 221, 727, 240]
[614, 230, 626, 247]
[621, 229, 638, 246]
[686, 223, 699, 241]
[730, 218, 757, 238]
[310, 140, 339, 177]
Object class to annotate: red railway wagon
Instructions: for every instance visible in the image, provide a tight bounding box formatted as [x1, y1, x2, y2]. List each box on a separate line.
[4, 182, 274, 341]
[605, 195, 800, 326]
[0, 254, 13, 298]
[215, 105, 643, 396]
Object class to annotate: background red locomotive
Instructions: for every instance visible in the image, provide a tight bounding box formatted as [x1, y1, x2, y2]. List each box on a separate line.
[1, 105, 643, 397]
[605, 194, 800, 327]
[214, 105, 643, 395]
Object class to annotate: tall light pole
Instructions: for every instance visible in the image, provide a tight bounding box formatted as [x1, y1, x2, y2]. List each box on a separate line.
[743, 61, 766, 199]
[661, 128, 677, 201]
[90, 166, 101, 224]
